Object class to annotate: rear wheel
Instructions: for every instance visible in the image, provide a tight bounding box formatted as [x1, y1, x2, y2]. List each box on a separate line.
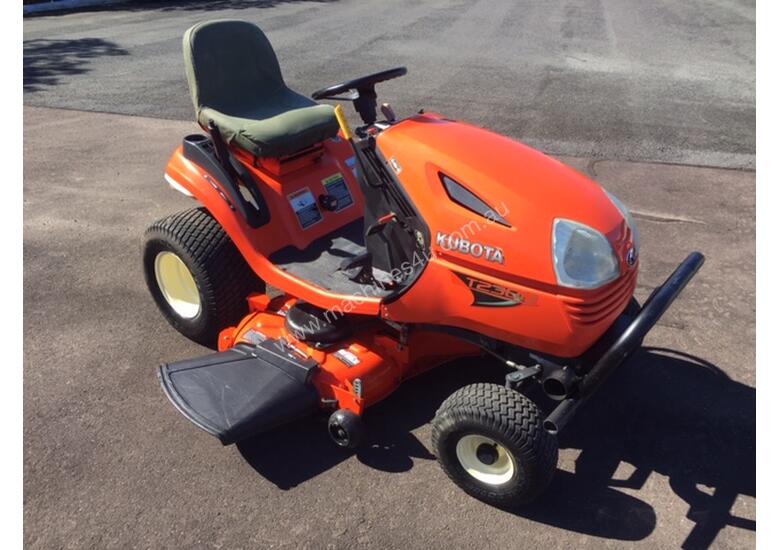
[431, 383, 558, 507]
[143, 208, 263, 348]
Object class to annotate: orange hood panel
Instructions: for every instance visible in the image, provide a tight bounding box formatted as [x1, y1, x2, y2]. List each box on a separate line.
[377, 113, 627, 289]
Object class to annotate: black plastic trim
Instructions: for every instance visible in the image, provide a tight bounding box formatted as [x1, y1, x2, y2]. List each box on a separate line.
[440, 173, 511, 227]
[354, 139, 431, 304]
[182, 134, 270, 229]
[285, 301, 353, 347]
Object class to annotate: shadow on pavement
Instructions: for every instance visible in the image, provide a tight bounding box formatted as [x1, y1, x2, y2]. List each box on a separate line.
[557, 347, 756, 548]
[238, 348, 755, 546]
[25, 0, 341, 17]
[237, 357, 492, 489]
[135, 0, 340, 10]
[24, 38, 128, 92]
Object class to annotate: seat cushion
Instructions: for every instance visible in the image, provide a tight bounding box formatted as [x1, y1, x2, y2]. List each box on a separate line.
[200, 101, 339, 158]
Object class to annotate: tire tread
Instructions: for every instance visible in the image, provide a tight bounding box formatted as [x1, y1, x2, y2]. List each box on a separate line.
[431, 383, 558, 506]
[143, 207, 262, 346]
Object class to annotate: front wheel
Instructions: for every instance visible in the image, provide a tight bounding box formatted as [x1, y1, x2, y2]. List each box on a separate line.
[143, 208, 263, 348]
[431, 383, 558, 507]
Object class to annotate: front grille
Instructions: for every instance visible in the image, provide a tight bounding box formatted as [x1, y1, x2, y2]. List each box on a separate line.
[561, 268, 638, 326]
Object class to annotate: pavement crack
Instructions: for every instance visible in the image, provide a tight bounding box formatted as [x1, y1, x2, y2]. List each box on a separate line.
[631, 210, 707, 225]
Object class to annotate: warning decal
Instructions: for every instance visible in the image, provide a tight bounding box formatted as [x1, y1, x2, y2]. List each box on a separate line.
[334, 348, 360, 367]
[288, 187, 322, 229]
[322, 173, 354, 211]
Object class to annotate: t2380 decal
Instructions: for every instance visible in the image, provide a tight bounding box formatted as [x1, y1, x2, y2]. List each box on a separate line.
[455, 273, 525, 307]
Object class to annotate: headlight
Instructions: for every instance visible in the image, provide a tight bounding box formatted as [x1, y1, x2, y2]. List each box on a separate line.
[552, 219, 619, 289]
[604, 190, 639, 253]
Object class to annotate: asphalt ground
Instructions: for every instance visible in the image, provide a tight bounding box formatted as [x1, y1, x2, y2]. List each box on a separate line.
[23, 1, 755, 549]
[23, 0, 754, 169]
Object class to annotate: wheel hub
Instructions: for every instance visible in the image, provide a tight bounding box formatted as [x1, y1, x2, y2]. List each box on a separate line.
[476, 443, 499, 465]
[331, 425, 347, 442]
[455, 434, 516, 486]
[154, 251, 201, 319]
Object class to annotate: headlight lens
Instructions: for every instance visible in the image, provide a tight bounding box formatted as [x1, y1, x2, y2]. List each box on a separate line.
[552, 219, 619, 289]
[604, 190, 639, 253]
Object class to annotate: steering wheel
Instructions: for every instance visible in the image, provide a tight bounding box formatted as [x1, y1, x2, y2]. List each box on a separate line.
[312, 67, 407, 100]
[312, 67, 407, 124]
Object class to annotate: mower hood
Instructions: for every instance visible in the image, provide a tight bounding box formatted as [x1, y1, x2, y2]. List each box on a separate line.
[376, 114, 631, 288]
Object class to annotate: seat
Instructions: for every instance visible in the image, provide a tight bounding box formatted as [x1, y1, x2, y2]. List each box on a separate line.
[183, 20, 339, 158]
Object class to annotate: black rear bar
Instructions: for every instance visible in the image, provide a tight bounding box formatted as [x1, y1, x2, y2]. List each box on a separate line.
[544, 251, 705, 434]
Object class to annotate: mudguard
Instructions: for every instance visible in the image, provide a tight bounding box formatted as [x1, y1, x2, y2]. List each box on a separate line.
[162, 134, 383, 315]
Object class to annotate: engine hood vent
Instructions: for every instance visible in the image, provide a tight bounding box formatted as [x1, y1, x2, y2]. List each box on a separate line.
[440, 173, 511, 227]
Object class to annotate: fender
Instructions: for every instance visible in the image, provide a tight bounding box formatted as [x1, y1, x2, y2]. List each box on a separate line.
[163, 136, 383, 316]
[180, 132, 271, 229]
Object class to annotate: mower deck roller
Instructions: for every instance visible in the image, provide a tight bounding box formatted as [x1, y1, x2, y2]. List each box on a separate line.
[158, 341, 320, 444]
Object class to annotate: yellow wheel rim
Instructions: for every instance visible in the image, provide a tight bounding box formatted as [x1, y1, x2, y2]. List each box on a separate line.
[154, 251, 201, 319]
[455, 434, 516, 486]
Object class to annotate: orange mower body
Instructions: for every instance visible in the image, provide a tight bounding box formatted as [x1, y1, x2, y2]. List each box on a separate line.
[164, 111, 635, 359]
[147, 20, 703, 507]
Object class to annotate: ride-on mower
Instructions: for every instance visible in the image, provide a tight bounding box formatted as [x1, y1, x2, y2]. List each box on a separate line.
[145, 20, 704, 506]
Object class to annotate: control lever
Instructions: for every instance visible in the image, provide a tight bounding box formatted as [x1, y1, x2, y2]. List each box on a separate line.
[381, 103, 396, 122]
[365, 212, 397, 236]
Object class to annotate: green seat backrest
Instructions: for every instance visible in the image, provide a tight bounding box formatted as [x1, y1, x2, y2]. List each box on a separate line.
[183, 20, 286, 118]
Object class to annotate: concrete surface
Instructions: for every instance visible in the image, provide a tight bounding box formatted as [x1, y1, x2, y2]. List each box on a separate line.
[23, 106, 755, 549]
[23, 0, 754, 169]
[23, 1, 755, 548]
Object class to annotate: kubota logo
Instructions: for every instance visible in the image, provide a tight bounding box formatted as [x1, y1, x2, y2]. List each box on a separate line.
[436, 232, 505, 264]
[626, 246, 637, 266]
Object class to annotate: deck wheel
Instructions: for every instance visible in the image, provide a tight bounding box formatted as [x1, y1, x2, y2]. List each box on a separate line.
[328, 409, 365, 449]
